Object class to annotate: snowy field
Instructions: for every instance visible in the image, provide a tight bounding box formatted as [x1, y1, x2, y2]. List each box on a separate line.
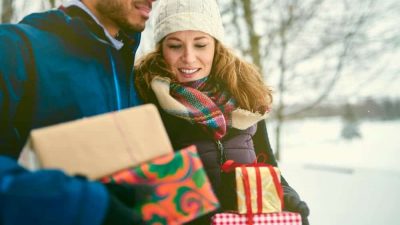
[270, 118, 400, 225]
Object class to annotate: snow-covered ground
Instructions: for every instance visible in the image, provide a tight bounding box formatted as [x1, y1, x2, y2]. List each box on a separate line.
[270, 118, 400, 225]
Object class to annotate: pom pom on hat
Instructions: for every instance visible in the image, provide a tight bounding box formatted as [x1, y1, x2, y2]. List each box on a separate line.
[153, 0, 224, 43]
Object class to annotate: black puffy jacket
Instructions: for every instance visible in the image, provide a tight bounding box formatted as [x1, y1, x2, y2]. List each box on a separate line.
[158, 108, 286, 193]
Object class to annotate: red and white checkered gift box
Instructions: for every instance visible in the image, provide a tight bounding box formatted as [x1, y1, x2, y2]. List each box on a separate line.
[211, 212, 302, 225]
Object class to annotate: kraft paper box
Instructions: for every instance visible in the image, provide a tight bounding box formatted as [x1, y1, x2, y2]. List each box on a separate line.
[211, 212, 302, 225]
[220, 162, 283, 214]
[101, 145, 220, 225]
[18, 104, 173, 180]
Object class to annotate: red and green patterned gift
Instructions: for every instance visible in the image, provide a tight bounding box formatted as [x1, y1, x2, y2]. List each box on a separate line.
[101, 145, 220, 225]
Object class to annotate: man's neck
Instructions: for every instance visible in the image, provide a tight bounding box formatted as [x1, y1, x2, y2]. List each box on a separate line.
[80, 0, 119, 37]
[63, 0, 123, 49]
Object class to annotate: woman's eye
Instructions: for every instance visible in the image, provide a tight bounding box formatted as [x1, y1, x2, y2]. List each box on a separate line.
[168, 45, 181, 49]
[195, 44, 207, 48]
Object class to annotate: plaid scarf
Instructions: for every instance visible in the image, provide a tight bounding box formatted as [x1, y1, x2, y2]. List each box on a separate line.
[154, 77, 236, 140]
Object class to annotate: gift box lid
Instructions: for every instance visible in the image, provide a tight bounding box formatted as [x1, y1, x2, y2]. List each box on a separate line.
[19, 104, 173, 180]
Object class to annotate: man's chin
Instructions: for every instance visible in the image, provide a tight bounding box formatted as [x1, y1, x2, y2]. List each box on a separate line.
[121, 22, 145, 33]
[129, 25, 145, 32]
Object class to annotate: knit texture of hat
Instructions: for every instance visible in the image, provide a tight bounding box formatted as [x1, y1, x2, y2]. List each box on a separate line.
[153, 0, 224, 43]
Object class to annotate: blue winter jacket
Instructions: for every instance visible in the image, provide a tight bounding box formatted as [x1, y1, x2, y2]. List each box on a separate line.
[0, 7, 142, 158]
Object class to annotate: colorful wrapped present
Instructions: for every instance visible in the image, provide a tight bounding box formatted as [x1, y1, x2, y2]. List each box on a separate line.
[211, 212, 302, 225]
[101, 145, 220, 225]
[220, 160, 284, 215]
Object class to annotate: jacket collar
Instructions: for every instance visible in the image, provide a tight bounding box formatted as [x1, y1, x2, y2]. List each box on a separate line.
[59, 3, 140, 51]
[62, 0, 123, 49]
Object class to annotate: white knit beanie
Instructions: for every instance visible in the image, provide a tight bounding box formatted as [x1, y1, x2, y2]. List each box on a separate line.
[153, 0, 224, 43]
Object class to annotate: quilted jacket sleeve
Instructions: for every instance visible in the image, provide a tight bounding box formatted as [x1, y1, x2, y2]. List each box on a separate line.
[253, 119, 296, 186]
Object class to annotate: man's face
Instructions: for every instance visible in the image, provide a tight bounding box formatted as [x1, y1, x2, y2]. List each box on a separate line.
[95, 0, 155, 32]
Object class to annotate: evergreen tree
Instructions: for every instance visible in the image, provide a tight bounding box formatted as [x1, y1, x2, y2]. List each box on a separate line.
[341, 103, 362, 140]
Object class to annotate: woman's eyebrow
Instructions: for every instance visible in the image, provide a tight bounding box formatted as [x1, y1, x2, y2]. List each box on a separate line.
[165, 37, 181, 41]
[165, 36, 208, 41]
[194, 36, 207, 40]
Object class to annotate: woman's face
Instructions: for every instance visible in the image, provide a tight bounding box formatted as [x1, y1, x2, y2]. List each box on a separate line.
[162, 30, 215, 83]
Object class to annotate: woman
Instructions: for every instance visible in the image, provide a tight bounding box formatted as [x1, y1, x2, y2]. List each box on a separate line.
[135, 0, 310, 224]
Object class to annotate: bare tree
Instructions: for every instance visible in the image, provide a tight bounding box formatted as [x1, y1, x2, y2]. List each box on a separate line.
[49, 0, 57, 8]
[1, 0, 14, 23]
[219, 0, 400, 160]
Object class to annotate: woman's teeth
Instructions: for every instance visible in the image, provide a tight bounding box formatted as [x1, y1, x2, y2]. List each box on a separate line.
[180, 68, 199, 74]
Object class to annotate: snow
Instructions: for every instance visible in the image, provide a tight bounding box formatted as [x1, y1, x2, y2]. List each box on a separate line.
[271, 118, 400, 225]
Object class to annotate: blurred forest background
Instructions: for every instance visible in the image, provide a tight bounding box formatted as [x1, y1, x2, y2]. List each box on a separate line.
[1, 0, 399, 160]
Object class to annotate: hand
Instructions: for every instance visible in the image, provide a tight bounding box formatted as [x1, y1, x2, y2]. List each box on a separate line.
[102, 191, 147, 225]
[105, 182, 154, 207]
[73, 176, 153, 225]
[102, 183, 154, 225]
[282, 185, 310, 225]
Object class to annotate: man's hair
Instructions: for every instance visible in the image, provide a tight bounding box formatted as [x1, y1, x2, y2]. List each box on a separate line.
[135, 40, 273, 113]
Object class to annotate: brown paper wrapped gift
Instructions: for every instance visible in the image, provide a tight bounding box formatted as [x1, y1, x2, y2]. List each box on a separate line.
[18, 104, 173, 180]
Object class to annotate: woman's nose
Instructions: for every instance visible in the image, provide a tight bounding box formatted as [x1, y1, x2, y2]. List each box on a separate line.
[181, 48, 196, 64]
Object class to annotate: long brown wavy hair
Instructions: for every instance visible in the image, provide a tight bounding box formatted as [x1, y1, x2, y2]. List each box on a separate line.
[135, 40, 273, 113]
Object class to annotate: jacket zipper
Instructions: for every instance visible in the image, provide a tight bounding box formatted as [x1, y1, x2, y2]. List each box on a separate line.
[108, 49, 122, 111]
[129, 64, 141, 106]
[216, 140, 226, 166]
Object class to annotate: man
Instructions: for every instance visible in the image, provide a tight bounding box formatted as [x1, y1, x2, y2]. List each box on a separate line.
[1, 0, 155, 158]
[0, 0, 156, 225]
